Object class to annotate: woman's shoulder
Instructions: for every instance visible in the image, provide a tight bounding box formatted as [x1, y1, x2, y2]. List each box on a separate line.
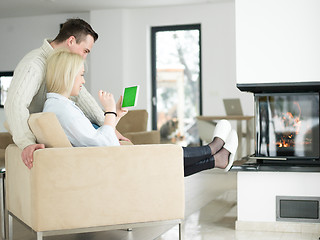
[44, 94, 74, 114]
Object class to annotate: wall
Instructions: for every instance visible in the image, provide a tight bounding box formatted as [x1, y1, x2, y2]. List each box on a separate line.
[90, 0, 254, 130]
[90, 9, 126, 103]
[237, 172, 320, 233]
[0, 1, 255, 133]
[236, 0, 320, 84]
[0, 13, 89, 131]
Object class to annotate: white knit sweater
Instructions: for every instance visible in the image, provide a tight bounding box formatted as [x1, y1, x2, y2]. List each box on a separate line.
[5, 39, 105, 149]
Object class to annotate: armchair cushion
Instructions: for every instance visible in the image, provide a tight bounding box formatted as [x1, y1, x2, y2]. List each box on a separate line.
[28, 112, 72, 148]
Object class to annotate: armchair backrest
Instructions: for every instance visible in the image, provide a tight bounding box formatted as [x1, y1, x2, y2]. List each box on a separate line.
[116, 109, 148, 134]
[28, 112, 72, 148]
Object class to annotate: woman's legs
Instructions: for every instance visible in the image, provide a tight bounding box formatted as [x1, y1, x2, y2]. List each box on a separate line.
[183, 145, 212, 167]
[184, 155, 214, 177]
[182, 120, 238, 177]
[183, 144, 231, 177]
[183, 135, 224, 167]
[182, 138, 225, 177]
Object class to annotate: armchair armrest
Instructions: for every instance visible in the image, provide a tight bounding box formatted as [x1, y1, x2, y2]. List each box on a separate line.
[6, 144, 184, 232]
[124, 130, 160, 145]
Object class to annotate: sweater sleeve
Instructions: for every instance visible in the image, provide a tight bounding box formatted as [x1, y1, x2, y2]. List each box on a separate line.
[5, 62, 45, 149]
[71, 86, 105, 126]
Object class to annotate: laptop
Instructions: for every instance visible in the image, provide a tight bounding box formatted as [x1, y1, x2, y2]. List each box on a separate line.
[223, 98, 243, 116]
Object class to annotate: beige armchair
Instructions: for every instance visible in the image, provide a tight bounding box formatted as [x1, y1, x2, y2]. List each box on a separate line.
[6, 112, 184, 240]
[0, 132, 13, 239]
[117, 109, 160, 144]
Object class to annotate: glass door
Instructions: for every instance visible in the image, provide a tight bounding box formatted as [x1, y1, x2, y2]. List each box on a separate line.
[151, 24, 202, 146]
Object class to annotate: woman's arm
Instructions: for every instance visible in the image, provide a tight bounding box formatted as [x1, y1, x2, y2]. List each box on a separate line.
[73, 87, 129, 141]
[98, 90, 117, 128]
[44, 95, 120, 147]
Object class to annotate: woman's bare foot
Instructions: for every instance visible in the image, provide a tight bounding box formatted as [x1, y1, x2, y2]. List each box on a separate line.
[213, 148, 230, 169]
[208, 137, 224, 156]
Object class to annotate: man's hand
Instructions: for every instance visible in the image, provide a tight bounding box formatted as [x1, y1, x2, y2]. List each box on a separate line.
[21, 144, 45, 169]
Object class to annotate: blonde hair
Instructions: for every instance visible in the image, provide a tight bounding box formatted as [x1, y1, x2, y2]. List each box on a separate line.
[46, 48, 84, 96]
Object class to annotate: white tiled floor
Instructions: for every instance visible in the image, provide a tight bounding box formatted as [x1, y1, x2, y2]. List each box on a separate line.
[159, 193, 319, 240]
[8, 170, 320, 240]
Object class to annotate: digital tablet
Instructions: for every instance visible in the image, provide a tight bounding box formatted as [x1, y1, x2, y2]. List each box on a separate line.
[121, 85, 139, 108]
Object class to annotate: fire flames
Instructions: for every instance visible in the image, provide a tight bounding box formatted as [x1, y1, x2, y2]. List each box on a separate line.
[275, 102, 301, 148]
[276, 134, 294, 148]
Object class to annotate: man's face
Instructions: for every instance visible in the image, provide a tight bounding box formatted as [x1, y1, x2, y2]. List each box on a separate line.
[68, 35, 94, 59]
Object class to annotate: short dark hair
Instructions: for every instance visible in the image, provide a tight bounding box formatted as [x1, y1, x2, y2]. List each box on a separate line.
[53, 18, 98, 44]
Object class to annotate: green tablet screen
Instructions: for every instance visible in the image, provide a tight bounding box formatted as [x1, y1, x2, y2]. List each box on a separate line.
[122, 86, 138, 107]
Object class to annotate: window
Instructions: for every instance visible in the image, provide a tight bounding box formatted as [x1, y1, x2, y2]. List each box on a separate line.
[0, 71, 13, 107]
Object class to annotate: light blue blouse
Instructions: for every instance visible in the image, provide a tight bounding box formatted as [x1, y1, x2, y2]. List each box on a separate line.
[43, 93, 120, 147]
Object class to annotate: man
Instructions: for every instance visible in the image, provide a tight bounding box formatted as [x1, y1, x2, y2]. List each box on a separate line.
[5, 18, 129, 169]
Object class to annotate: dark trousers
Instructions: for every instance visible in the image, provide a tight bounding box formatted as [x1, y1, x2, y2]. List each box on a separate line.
[183, 145, 214, 177]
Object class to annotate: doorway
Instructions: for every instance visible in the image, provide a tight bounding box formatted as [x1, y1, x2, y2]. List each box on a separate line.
[151, 24, 202, 146]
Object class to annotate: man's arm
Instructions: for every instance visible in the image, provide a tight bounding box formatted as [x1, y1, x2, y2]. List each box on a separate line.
[72, 86, 105, 126]
[5, 65, 44, 149]
[5, 62, 46, 168]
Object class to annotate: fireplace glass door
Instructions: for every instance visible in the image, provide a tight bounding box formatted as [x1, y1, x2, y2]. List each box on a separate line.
[255, 93, 319, 159]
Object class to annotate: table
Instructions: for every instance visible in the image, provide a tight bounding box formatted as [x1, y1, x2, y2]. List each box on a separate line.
[197, 115, 254, 160]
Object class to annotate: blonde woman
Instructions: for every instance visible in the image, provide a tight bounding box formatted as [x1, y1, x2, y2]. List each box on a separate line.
[43, 49, 238, 176]
[44, 49, 127, 147]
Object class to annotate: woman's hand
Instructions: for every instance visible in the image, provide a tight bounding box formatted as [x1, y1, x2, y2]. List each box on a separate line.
[115, 130, 132, 142]
[116, 96, 129, 119]
[98, 90, 116, 112]
[98, 90, 117, 128]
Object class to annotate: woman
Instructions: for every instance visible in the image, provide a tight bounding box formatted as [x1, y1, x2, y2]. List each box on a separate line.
[43, 49, 238, 176]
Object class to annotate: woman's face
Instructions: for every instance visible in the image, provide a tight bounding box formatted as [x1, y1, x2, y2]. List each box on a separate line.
[70, 64, 85, 96]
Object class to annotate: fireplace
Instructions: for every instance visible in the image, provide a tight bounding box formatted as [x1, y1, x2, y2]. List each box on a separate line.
[238, 82, 320, 166]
